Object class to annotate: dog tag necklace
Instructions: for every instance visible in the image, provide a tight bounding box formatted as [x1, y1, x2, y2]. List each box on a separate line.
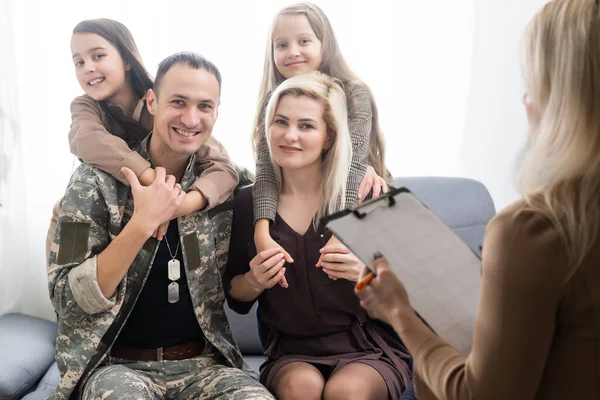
[164, 235, 181, 304]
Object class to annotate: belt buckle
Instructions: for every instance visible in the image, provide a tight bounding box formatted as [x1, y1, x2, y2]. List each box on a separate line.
[156, 347, 164, 362]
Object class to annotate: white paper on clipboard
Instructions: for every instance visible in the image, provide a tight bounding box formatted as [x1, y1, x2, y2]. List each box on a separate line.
[322, 187, 482, 356]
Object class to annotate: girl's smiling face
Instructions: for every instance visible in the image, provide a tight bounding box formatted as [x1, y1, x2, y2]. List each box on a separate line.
[71, 33, 131, 103]
[272, 14, 322, 79]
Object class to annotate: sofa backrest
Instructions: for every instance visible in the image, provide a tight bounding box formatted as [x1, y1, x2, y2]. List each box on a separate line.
[225, 176, 497, 354]
[394, 177, 496, 257]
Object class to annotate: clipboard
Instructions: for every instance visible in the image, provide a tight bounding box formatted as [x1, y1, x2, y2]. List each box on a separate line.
[321, 187, 481, 356]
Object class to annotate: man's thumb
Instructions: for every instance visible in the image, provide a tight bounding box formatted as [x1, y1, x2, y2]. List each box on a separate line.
[121, 167, 141, 190]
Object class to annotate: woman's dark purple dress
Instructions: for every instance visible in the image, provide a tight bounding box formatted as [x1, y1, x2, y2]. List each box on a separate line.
[224, 187, 411, 398]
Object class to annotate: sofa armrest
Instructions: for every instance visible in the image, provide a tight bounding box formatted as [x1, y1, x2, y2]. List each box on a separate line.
[0, 313, 57, 400]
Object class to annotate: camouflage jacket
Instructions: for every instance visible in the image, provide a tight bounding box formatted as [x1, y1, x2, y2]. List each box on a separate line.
[47, 136, 254, 400]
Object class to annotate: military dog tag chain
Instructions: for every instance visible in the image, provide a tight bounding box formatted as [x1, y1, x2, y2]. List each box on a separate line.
[164, 235, 181, 304]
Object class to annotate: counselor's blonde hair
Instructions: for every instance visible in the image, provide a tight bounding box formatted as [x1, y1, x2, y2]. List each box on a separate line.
[252, 2, 387, 178]
[518, 0, 600, 267]
[265, 72, 352, 227]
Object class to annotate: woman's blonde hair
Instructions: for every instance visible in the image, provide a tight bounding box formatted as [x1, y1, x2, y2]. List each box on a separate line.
[518, 0, 600, 267]
[265, 72, 352, 228]
[252, 2, 387, 178]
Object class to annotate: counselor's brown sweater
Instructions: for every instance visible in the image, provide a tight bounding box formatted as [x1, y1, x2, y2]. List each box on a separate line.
[413, 199, 600, 399]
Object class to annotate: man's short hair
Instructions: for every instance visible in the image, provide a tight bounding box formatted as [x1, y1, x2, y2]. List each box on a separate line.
[153, 51, 222, 96]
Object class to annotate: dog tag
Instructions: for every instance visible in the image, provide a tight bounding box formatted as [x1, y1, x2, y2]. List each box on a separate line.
[168, 282, 179, 304]
[168, 259, 181, 281]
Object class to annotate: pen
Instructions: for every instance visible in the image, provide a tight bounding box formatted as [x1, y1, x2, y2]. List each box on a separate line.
[355, 251, 383, 290]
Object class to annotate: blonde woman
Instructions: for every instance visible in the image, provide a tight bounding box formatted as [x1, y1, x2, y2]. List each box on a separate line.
[225, 72, 411, 400]
[356, 0, 600, 398]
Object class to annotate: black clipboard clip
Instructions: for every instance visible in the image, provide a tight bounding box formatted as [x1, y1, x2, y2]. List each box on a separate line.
[320, 187, 412, 225]
[353, 190, 397, 219]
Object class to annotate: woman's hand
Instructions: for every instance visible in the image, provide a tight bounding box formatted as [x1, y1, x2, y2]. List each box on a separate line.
[255, 220, 292, 288]
[317, 238, 363, 282]
[245, 247, 288, 290]
[355, 254, 412, 324]
[358, 166, 389, 202]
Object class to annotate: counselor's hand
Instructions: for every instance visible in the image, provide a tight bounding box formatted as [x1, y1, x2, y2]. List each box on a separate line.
[355, 254, 412, 324]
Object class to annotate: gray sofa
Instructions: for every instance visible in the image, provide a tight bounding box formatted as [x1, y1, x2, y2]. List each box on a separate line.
[0, 177, 496, 400]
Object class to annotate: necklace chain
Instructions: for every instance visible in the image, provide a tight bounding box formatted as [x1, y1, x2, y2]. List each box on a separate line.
[164, 235, 180, 260]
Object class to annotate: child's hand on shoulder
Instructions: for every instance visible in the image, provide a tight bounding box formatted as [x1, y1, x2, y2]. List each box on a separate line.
[358, 166, 389, 203]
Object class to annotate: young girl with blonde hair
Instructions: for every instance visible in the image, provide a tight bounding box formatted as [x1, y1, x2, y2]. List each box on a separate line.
[252, 3, 391, 282]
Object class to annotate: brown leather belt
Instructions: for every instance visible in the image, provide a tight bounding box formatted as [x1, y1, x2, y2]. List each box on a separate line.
[110, 339, 205, 361]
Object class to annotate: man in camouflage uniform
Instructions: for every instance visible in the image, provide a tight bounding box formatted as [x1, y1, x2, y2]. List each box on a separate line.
[47, 52, 272, 400]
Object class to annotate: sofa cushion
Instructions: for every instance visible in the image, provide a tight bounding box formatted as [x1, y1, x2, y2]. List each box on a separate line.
[0, 313, 57, 400]
[243, 355, 266, 374]
[394, 177, 496, 256]
[20, 361, 59, 399]
[21, 389, 55, 400]
[224, 302, 263, 355]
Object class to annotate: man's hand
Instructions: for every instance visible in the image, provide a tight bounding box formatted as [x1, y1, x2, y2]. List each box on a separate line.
[152, 184, 184, 240]
[122, 167, 185, 237]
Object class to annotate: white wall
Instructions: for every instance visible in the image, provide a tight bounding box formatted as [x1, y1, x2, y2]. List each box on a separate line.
[0, 0, 56, 320]
[457, 0, 549, 211]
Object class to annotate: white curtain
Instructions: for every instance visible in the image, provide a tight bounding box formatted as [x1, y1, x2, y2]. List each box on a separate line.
[0, 0, 475, 320]
[457, 0, 549, 210]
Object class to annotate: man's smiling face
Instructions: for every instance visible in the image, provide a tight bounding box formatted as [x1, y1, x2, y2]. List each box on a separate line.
[146, 63, 220, 157]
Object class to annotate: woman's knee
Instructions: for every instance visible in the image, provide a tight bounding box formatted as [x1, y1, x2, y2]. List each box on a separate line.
[323, 378, 372, 400]
[323, 364, 388, 400]
[272, 363, 325, 400]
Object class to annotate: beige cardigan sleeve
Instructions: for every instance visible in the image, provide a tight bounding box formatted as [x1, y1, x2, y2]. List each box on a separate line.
[413, 203, 568, 399]
[190, 136, 239, 210]
[69, 95, 151, 184]
[70, 95, 237, 209]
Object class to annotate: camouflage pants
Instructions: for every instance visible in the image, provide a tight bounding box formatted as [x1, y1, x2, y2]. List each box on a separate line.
[82, 355, 274, 400]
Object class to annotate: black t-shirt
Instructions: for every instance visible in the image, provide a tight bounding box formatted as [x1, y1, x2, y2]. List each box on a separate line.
[114, 219, 204, 349]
